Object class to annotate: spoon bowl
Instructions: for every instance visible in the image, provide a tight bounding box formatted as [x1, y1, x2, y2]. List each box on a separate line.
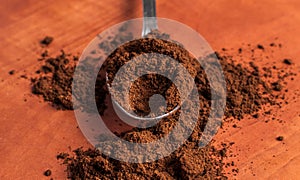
[105, 0, 182, 127]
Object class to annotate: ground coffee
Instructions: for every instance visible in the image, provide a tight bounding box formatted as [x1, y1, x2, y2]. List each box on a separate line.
[105, 37, 200, 118]
[32, 50, 78, 110]
[32, 34, 295, 179]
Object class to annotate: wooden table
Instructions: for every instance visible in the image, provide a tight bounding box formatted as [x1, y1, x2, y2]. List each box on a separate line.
[0, 0, 299, 179]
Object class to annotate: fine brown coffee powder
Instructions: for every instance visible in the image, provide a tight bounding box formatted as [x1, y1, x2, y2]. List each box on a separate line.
[31, 35, 295, 179]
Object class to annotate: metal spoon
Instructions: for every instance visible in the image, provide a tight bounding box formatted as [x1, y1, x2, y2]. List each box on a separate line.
[106, 0, 181, 128]
[73, 0, 226, 159]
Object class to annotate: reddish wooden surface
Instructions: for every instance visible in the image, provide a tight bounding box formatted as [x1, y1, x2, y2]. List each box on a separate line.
[0, 0, 299, 179]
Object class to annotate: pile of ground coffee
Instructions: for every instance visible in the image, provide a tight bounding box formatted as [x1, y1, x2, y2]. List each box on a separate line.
[105, 37, 199, 117]
[32, 34, 295, 179]
[61, 143, 231, 179]
[219, 43, 295, 122]
[31, 50, 78, 110]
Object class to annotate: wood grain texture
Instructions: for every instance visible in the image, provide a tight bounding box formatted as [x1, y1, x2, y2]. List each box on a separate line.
[0, 0, 299, 179]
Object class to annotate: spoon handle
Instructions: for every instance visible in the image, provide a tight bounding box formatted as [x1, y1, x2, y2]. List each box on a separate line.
[142, 0, 158, 37]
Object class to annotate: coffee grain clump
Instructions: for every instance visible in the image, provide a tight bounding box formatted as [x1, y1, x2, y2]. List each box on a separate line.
[32, 50, 77, 110]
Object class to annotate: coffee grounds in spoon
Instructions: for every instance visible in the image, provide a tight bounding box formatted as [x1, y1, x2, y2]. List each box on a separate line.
[105, 36, 199, 117]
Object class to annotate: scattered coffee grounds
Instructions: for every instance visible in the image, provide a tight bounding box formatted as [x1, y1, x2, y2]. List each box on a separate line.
[271, 82, 282, 91]
[257, 44, 264, 50]
[31, 50, 78, 110]
[31, 50, 108, 114]
[252, 113, 259, 118]
[57, 152, 69, 160]
[8, 70, 15, 75]
[219, 43, 296, 120]
[58, 38, 293, 179]
[276, 136, 284, 141]
[44, 169, 52, 176]
[40, 36, 54, 46]
[283, 58, 292, 65]
[61, 143, 232, 179]
[20, 74, 27, 79]
[31, 32, 295, 178]
[219, 55, 278, 120]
